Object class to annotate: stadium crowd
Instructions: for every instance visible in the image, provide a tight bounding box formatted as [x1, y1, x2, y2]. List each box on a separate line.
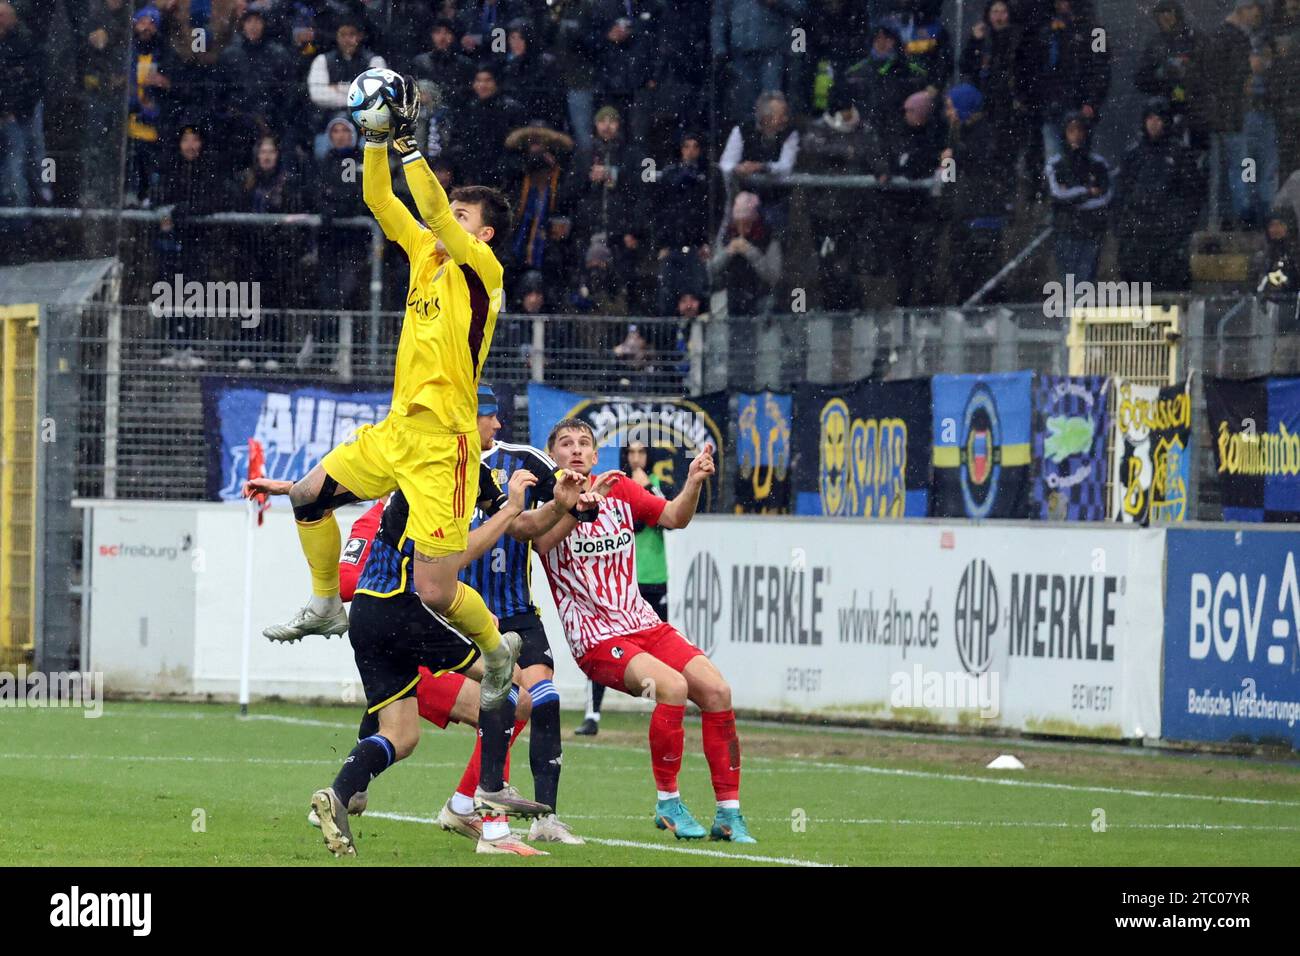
[2, 0, 1299, 339]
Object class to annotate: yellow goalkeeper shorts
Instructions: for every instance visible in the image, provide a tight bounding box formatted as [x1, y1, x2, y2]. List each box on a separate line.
[320, 413, 474, 557]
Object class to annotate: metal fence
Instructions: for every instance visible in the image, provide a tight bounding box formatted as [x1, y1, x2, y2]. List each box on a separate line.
[46, 292, 1300, 509]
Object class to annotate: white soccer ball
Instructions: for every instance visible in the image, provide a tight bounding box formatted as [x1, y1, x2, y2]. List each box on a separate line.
[348, 68, 399, 133]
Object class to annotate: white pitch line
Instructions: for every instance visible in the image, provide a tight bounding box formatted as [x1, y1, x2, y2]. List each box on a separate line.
[365, 811, 836, 867]
[533, 814, 1300, 833]
[102, 711, 1300, 809]
[0, 752, 464, 769]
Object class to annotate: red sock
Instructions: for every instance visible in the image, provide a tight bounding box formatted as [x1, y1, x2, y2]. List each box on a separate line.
[457, 719, 527, 797]
[701, 710, 741, 802]
[649, 703, 686, 793]
[456, 732, 482, 798]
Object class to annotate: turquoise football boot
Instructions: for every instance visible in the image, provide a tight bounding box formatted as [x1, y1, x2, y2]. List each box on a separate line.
[710, 807, 757, 844]
[653, 798, 707, 840]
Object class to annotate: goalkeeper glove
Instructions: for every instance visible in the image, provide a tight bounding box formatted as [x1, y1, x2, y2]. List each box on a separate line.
[383, 73, 421, 156]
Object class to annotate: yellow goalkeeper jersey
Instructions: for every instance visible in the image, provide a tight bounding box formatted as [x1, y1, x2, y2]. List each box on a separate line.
[363, 144, 503, 433]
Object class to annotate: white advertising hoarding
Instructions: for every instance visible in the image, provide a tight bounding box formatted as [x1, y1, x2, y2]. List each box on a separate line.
[666, 517, 1166, 739]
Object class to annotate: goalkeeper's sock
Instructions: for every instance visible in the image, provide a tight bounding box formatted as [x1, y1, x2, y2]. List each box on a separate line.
[332, 734, 395, 806]
[297, 513, 342, 599]
[442, 582, 501, 654]
[454, 691, 523, 797]
[477, 694, 518, 793]
[586, 680, 606, 720]
[649, 703, 685, 794]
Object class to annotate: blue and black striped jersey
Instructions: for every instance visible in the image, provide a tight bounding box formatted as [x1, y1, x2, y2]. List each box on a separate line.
[354, 463, 504, 599]
[461, 441, 558, 618]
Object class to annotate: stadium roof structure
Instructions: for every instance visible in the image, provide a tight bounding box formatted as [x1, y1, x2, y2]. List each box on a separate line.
[0, 258, 118, 307]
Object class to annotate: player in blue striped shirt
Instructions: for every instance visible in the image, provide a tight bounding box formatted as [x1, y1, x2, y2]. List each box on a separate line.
[454, 384, 593, 844]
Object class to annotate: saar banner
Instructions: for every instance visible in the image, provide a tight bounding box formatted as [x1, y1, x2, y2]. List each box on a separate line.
[1205, 375, 1300, 523]
[1163, 529, 1300, 749]
[791, 378, 931, 517]
[931, 372, 1033, 519]
[526, 383, 728, 508]
[1032, 375, 1110, 521]
[733, 390, 793, 514]
[201, 378, 390, 501]
[1111, 379, 1193, 525]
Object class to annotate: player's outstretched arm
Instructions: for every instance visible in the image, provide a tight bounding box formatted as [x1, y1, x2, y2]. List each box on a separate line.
[658, 443, 714, 530]
[382, 75, 473, 264]
[508, 469, 585, 542]
[461, 470, 535, 568]
[362, 137, 422, 253]
[531, 470, 622, 554]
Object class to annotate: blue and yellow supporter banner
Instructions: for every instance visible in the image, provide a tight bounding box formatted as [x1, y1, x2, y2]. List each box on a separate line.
[733, 391, 793, 514]
[201, 377, 390, 502]
[930, 372, 1032, 519]
[526, 383, 727, 509]
[1163, 529, 1300, 749]
[1205, 375, 1300, 523]
[792, 378, 931, 517]
[1032, 375, 1110, 521]
[1111, 379, 1193, 525]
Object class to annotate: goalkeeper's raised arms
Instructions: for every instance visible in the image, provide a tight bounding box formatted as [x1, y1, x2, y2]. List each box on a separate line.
[383, 73, 421, 157]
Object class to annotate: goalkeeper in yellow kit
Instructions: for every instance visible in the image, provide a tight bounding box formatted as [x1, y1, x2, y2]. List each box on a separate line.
[259, 75, 521, 716]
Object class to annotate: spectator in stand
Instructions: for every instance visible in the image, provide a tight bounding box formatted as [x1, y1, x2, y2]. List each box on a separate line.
[315, 114, 367, 313]
[842, 22, 929, 142]
[643, 0, 710, 159]
[411, 18, 475, 158]
[1045, 111, 1112, 287]
[239, 134, 306, 320]
[447, 64, 525, 188]
[1020, 0, 1111, 170]
[881, 0, 952, 88]
[153, 125, 229, 364]
[650, 131, 714, 317]
[314, 0, 384, 54]
[569, 105, 646, 312]
[959, 0, 1026, 164]
[708, 190, 781, 317]
[798, 84, 885, 310]
[287, 2, 322, 80]
[588, 0, 657, 148]
[1278, 169, 1300, 232]
[1134, 0, 1210, 153]
[942, 83, 1009, 304]
[1255, 205, 1297, 296]
[808, 0, 871, 87]
[503, 123, 575, 295]
[881, 89, 945, 306]
[1113, 98, 1203, 292]
[540, 0, 598, 153]
[307, 15, 384, 155]
[455, 0, 523, 57]
[217, 5, 296, 171]
[0, 0, 41, 214]
[1274, 0, 1300, 177]
[1201, 0, 1263, 230]
[711, 0, 808, 128]
[125, 6, 176, 205]
[501, 18, 565, 131]
[718, 90, 800, 228]
[82, 0, 131, 206]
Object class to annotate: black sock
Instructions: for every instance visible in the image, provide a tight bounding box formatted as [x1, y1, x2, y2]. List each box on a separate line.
[528, 680, 562, 810]
[590, 681, 606, 716]
[332, 734, 395, 805]
[478, 693, 517, 793]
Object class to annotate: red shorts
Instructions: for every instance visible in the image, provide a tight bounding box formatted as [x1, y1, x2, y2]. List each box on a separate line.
[577, 622, 706, 695]
[416, 667, 466, 729]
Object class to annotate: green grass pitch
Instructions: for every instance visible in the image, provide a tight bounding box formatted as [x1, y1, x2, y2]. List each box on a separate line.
[2, 701, 1297, 866]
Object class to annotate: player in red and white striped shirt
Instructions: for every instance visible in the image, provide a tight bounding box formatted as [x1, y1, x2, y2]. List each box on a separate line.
[533, 418, 754, 844]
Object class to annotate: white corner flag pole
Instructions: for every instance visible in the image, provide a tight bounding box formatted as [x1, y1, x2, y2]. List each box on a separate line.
[238, 495, 257, 716]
